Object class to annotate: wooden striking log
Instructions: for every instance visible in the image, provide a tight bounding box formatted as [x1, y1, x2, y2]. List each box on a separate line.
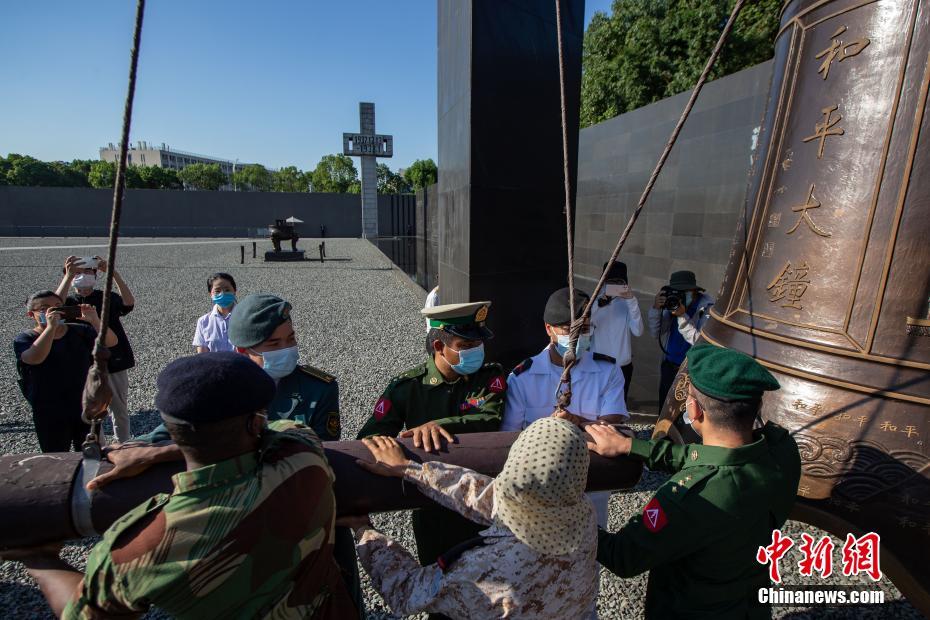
[0, 431, 642, 549]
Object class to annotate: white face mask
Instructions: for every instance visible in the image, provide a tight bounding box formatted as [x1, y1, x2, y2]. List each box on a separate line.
[73, 273, 97, 290]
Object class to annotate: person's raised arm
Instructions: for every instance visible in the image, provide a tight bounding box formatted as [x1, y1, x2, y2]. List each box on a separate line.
[54, 256, 80, 301]
[19, 310, 61, 365]
[95, 256, 135, 309]
[78, 305, 117, 347]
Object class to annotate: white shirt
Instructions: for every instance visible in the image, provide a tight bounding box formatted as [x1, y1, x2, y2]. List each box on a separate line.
[500, 345, 628, 431]
[192, 306, 235, 352]
[590, 295, 643, 366]
[423, 286, 440, 331]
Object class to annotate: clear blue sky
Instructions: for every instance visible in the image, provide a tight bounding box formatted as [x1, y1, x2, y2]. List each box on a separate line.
[0, 0, 612, 171]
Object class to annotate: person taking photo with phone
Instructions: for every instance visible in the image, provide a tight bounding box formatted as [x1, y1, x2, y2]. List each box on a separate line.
[591, 260, 643, 402]
[55, 255, 136, 442]
[14, 291, 117, 452]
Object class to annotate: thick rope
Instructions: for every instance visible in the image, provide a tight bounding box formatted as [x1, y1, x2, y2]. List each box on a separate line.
[554, 0, 749, 411]
[82, 0, 146, 425]
[554, 0, 580, 411]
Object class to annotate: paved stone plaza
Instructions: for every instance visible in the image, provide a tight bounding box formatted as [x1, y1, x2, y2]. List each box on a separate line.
[0, 238, 917, 618]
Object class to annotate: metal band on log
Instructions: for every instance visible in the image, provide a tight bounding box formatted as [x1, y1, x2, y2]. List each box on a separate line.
[0, 432, 642, 549]
[654, 0, 930, 613]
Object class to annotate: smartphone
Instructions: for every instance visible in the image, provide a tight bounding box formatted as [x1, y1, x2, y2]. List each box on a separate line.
[55, 306, 83, 320]
[76, 256, 99, 270]
[605, 284, 630, 297]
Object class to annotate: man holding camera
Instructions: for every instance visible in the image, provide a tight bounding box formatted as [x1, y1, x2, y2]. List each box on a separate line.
[648, 270, 714, 408]
[591, 260, 643, 401]
[14, 291, 117, 452]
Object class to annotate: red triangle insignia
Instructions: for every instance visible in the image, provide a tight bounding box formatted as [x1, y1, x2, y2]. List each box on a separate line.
[489, 376, 506, 393]
[642, 497, 668, 533]
[374, 397, 392, 420]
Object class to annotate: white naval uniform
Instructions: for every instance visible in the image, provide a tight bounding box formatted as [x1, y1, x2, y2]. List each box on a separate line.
[501, 344, 628, 528]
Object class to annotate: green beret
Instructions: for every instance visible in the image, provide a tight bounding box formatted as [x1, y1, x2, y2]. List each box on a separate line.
[228, 293, 292, 348]
[686, 343, 780, 401]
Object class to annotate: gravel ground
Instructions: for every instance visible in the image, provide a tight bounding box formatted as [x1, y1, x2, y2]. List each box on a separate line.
[0, 237, 920, 619]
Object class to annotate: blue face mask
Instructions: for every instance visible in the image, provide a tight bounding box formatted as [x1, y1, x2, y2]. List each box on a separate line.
[554, 333, 591, 357]
[447, 343, 485, 375]
[256, 345, 299, 379]
[212, 292, 237, 308]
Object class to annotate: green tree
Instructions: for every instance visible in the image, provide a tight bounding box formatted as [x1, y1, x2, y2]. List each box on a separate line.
[231, 164, 272, 191]
[87, 161, 116, 188]
[377, 163, 413, 194]
[178, 163, 227, 190]
[309, 154, 359, 193]
[138, 165, 181, 189]
[580, 0, 781, 127]
[4, 154, 62, 186]
[272, 166, 310, 192]
[403, 158, 438, 190]
[87, 161, 144, 189]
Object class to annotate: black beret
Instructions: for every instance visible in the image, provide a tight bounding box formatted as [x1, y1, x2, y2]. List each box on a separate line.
[602, 261, 628, 283]
[228, 293, 292, 348]
[155, 352, 275, 425]
[544, 287, 591, 326]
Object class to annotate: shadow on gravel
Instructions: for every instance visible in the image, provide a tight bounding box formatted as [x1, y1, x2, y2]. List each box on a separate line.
[0, 582, 55, 620]
[0, 421, 33, 435]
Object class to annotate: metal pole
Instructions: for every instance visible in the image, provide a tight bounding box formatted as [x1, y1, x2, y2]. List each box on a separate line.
[319, 243, 325, 263]
[240, 245, 244, 264]
[252, 241, 256, 258]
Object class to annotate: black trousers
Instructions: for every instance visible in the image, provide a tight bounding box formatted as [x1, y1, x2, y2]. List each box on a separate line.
[33, 409, 90, 453]
[333, 526, 365, 618]
[659, 360, 681, 411]
[621, 362, 633, 400]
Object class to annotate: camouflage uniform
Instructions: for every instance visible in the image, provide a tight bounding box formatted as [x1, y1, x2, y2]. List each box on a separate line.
[355, 460, 598, 618]
[63, 420, 356, 619]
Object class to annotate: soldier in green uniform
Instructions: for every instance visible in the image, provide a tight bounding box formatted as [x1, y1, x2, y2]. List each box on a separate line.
[357, 301, 508, 570]
[586, 343, 801, 619]
[6, 352, 356, 619]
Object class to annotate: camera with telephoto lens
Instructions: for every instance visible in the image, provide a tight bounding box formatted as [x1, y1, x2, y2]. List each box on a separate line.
[661, 286, 682, 312]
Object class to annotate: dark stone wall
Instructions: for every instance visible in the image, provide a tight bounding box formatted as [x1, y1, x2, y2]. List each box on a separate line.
[0, 186, 411, 238]
[415, 184, 439, 291]
[574, 61, 774, 296]
[573, 60, 773, 412]
[438, 0, 585, 368]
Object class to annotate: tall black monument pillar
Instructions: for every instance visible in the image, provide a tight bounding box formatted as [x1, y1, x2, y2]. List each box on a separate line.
[437, 0, 584, 368]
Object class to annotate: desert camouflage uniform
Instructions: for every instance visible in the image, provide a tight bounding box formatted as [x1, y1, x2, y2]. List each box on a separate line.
[355, 461, 599, 619]
[63, 420, 356, 619]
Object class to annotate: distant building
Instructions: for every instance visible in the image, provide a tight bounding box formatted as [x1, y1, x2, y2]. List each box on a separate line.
[98, 142, 263, 190]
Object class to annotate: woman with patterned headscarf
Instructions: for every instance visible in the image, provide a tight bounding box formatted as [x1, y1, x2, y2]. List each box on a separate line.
[339, 417, 598, 619]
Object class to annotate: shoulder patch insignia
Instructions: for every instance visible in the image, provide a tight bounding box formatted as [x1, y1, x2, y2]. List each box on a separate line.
[374, 397, 392, 421]
[642, 497, 668, 533]
[326, 412, 340, 437]
[298, 365, 335, 383]
[488, 375, 507, 393]
[512, 358, 533, 376]
[398, 363, 428, 380]
[593, 352, 617, 364]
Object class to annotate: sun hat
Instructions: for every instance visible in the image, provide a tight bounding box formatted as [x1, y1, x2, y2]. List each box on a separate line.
[493, 417, 592, 556]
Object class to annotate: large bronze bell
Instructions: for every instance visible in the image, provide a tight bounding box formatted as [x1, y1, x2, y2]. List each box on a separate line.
[655, 0, 930, 612]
